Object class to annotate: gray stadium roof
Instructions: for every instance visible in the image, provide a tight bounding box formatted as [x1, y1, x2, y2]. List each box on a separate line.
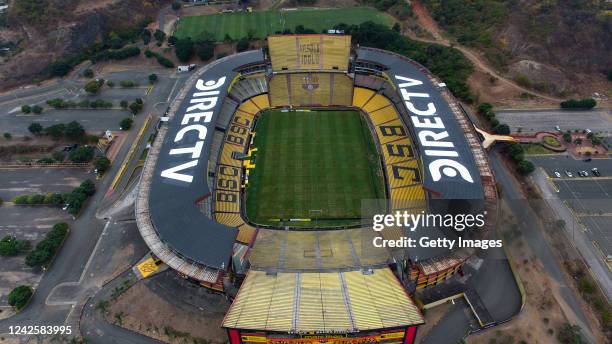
[148, 50, 265, 269]
[356, 48, 484, 200]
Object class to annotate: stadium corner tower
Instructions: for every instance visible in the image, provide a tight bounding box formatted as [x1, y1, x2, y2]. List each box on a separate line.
[136, 34, 497, 343]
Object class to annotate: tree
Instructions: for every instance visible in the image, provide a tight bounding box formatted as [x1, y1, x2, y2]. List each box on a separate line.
[120, 117, 133, 130]
[21, 105, 31, 114]
[236, 37, 250, 52]
[68, 146, 95, 163]
[84, 80, 102, 94]
[494, 123, 510, 135]
[563, 132, 572, 143]
[167, 36, 178, 46]
[175, 38, 194, 62]
[49, 60, 72, 77]
[148, 73, 158, 84]
[8, 285, 33, 310]
[94, 157, 111, 173]
[506, 143, 524, 162]
[64, 121, 85, 141]
[83, 68, 94, 78]
[154, 29, 166, 43]
[3, 132, 11, 140]
[129, 102, 143, 115]
[28, 123, 43, 135]
[31, 105, 43, 114]
[171, 1, 181, 10]
[79, 180, 96, 196]
[44, 124, 66, 140]
[141, 29, 152, 45]
[196, 41, 215, 61]
[0, 235, 31, 256]
[120, 100, 129, 109]
[516, 160, 535, 175]
[392, 23, 401, 32]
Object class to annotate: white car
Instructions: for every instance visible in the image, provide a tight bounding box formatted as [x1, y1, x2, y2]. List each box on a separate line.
[554, 171, 561, 178]
[565, 170, 573, 178]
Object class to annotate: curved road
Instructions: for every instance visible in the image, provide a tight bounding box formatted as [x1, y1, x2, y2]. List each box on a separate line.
[408, 0, 562, 103]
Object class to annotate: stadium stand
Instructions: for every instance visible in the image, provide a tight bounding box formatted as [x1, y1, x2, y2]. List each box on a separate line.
[268, 35, 351, 72]
[268, 73, 352, 107]
[223, 268, 423, 334]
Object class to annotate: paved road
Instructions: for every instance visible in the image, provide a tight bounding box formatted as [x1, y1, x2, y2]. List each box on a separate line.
[0, 67, 184, 343]
[489, 149, 597, 343]
[532, 168, 612, 303]
[496, 108, 612, 134]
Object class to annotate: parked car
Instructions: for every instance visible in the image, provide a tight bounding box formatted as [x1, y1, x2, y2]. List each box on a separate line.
[554, 125, 561, 132]
[591, 168, 601, 177]
[583, 158, 592, 162]
[579, 171, 588, 177]
[554, 171, 561, 178]
[565, 170, 573, 177]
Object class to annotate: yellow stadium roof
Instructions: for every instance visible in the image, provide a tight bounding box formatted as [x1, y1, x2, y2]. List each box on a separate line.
[222, 268, 423, 332]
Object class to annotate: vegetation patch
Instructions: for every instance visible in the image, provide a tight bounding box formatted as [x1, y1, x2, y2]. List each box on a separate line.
[175, 8, 395, 41]
[8, 285, 33, 311]
[542, 136, 561, 147]
[25, 222, 70, 268]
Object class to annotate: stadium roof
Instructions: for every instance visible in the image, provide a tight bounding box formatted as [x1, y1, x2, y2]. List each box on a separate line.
[356, 48, 484, 200]
[222, 268, 424, 332]
[148, 50, 265, 269]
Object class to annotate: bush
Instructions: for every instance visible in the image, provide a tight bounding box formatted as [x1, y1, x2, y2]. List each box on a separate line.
[154, 29, 166, 43]
[107, 80, 115, 87]
[120, 117, 133, 130]
[148, 73, 158, 84]
[144, 49, 154, 58]
[21, 105, 31, 113]
[236, 37, 250, 52]
[84, 79, 103, 94]
[516, 160, 535, 175]
[25, 223, 69, 267]
[47, 98, 66, 108]
[494, 123, 510, 135]
[156, 55, 175, 68]
[94, 157, 111, 173]
[120, 80, 138, 88]
[31, 105, 43, 114]
[28, 123, 43, 135]
[83, 68, 94, 78]
[0, 235, 31, 256]
[196, 41, 215, 61]
[129, 101, 143, 115]
[557, 323, 586, 344]
[560, 98, 596, 110]
[172, 1, 181, 10]
[4, 132, 11, 140]
[68, 145, 95, 163]
[8, 285, 33, 310]
[91, 46, 141, 62]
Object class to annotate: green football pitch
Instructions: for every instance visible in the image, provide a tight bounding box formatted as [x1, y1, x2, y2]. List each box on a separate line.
[245, 109, 385, 228]
[174, 7, 395, 41]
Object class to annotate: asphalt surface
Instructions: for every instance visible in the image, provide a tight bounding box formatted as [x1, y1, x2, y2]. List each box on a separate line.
[0, 65, 184, 343]
[528, 154, 612, 177]
[496, 108, 612, 134]
[489, 149, 598, 342]
[0, 168, 90, 200]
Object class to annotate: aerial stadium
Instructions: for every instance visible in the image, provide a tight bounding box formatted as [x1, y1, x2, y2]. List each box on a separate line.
[135, 34, 498, 344]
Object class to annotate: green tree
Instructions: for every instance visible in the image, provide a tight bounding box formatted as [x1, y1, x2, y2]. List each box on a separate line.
[506, 143, 524, 162]
[84, 80, 102, 94]
[120, 117, 133, 130]
[154, 29, 166, 43]
[148, 73, 158, 84]
[44, 124, 66, 140]
[21, 105, 31, 113]
[4, 132, 12, 140]
[8, 285, 33, 310]
[31, 105, 43, 114]
[68, 146, 95, 163]
[79, 180, 96, 196]
[120, 100, 129, 109]
[94, 157, 111, 173]
[83, 68, 94, 78]
[236, 37, 250, 52]
[129, 102, 143, 115]
[494, 123, 510, 135]
[196, 40, 215, 61]
[64, 121, 85, 141]
[563, 132, 572, 143]
[175, 38, 194, 62]
[141, 29, 152, 45]
[172, 1, 181, 10]
[517, 160, 535, 175]
[0, 235, 31, 256]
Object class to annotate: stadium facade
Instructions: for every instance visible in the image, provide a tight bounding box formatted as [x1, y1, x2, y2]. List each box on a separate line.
[136, 34, 497, 343]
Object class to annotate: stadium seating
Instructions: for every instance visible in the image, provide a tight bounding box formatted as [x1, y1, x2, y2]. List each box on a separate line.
[212, 94, 270, 245]
[229, 75, 268, 103]
[269, 73, 352, 107]
[353, 87, 426, 214]
[268, 35, 350, 72]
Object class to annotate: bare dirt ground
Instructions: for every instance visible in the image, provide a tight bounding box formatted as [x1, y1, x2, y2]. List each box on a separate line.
[105, 276, 228, 344]
[468, 206, 575, 344]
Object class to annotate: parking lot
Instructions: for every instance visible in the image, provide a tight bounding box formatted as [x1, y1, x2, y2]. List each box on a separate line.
[529, 155, 612, 258]
[496, 108, 612, 134]
[0, 168, 91, 200]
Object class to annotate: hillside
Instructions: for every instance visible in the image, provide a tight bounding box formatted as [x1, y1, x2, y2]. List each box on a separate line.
[0, 0, 168, 90]
[421, 0, 611, 96]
